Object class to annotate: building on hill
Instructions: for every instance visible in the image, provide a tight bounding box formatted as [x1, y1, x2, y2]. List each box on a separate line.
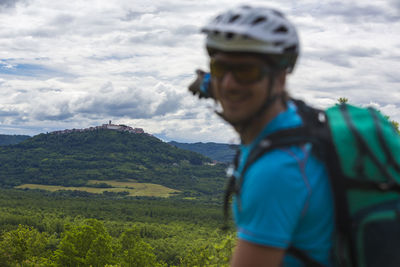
[51, 122, 146, 135]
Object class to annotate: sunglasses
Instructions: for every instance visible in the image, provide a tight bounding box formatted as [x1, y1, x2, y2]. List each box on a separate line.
[210, 58, 272, 84]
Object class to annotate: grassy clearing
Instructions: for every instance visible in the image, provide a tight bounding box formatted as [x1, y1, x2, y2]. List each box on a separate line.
[15, 179, 180, 198]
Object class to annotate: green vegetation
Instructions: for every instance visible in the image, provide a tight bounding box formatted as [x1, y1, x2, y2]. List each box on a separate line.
[0, 129, 234, 265]
[0, 189, 235, 266]
[0, 130, 227, 197]
[337, 97, 349, 104]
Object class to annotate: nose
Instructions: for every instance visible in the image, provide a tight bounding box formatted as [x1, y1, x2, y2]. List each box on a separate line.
[220, 71, 239, 89]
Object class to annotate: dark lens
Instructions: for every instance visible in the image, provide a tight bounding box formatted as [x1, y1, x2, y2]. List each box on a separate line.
[210, 60, 226, 79]
[233, 65, 262, 83]
[210, 60, 269, 84]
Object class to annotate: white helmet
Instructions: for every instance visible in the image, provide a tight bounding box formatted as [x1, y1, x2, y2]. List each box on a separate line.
[202, 5, 299, 73]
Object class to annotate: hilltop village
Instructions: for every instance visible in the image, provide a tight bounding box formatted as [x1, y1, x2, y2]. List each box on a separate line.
[51, 121, 146, 135]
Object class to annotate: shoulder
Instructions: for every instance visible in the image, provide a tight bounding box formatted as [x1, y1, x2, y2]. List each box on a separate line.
[234, 146, 317, 248]
[244, 146, 310, 191]
[238, 145, 315, 218]
[238, 143, 329, 222]
[234, 145, 331, 248]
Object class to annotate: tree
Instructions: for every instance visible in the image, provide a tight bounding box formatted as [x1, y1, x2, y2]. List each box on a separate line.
[0, 224, 49, 266]
[179, 233, 235, 267]
[54, 219, 114, 267]
[384, 115, 400, 134]
[118, 228, 163, 267]
[392, 120, 400, 133]
[337, 97, 349, 104]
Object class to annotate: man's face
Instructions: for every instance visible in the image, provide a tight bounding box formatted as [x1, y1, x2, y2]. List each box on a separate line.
[210, 53, 273, 124]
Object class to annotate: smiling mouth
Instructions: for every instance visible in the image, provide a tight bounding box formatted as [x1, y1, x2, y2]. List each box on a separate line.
[223, 91, 250, 103]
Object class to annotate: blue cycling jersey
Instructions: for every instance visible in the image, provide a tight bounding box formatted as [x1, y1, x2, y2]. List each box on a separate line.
[232, 101, 334, 267]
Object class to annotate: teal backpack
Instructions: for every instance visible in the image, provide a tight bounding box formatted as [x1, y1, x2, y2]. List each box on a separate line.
[223, 99, 400, 267]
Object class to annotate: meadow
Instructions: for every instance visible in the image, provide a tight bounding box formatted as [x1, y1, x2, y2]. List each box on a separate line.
[15, 179, 180, 197]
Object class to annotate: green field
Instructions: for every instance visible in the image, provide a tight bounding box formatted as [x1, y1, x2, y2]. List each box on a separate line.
[15, 179, 180, 197]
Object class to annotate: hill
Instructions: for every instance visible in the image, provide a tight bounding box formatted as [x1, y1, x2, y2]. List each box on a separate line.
[169, 141, 237, 163]
[0, 134, 31, 145]
[0, 129, 227, 197]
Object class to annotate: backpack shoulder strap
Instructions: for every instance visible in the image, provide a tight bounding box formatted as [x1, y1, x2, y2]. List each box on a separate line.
[239, 99, 329, 179]
[222, 100, 322, 229]
[239, 126, 314, 186]
[287, 247, 325, 267]
[222, 100, 333, 266]
[239, 100, 329, 266]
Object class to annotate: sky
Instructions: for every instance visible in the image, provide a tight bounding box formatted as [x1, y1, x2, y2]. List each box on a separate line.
[0, 0, 399, 144]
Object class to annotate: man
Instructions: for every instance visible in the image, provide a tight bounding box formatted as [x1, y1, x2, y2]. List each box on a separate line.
[193, 5, 335, 267]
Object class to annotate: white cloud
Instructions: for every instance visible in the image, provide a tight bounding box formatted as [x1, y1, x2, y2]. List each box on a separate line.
[0, 0, 399, 143]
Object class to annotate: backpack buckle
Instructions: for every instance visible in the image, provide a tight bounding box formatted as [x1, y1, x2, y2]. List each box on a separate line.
[260, 139, 271, 148]
[226, 165, 235, 177]
[318, 112, 326, 123]
[377, 181, 395, 191]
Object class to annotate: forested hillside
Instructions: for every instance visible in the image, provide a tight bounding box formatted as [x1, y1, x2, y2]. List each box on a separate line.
[0, 130, 227, 197]
[0, 130, 235, 266]
[169, 141, 237, 163]
[0, 189, 234, 266]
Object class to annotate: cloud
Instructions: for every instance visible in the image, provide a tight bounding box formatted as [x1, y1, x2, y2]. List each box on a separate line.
[153, 85, 183, 116]
[385, 72, 400, 83]
[346, 46, 381, 57]
[74, 81, 184, 119]
[0, 0, 30, 14]
[305, 50, 352, 68]
[0, 62, 66, 78]
[34, 102, 74, 121]
[0, 0, 21, 9]
[391, 0, 400, 11]
[303, 45, 383, 69]
[132, 108, 238, 143]
[294, 1, 400, 24]
[0, 0, 399, 142]
[0, 108, 20, 117]
[121, 9, 158, 21]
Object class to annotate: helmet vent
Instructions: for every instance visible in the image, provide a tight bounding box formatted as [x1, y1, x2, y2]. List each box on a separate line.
[284, 45, 297, 52]
[214, 15, 223, 22]
[229, 15, 241, 23]
[251, 16, 267, 25]
[225, 32, 235, 39]
[213, 30, 220, 36]
[274, 41, 284, 47]
[274, 25, 288, 33]
[272, 10, 284, 17]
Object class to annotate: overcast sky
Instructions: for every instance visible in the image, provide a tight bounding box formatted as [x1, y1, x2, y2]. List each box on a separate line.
[0, 0, 399, 143]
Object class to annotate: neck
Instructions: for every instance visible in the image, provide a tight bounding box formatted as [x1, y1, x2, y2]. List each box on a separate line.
[238, 99, 286, 145]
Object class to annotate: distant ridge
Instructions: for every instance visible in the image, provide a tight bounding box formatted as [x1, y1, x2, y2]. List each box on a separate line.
[169, 141, 237, 163]
[0, 134, 31, 146]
